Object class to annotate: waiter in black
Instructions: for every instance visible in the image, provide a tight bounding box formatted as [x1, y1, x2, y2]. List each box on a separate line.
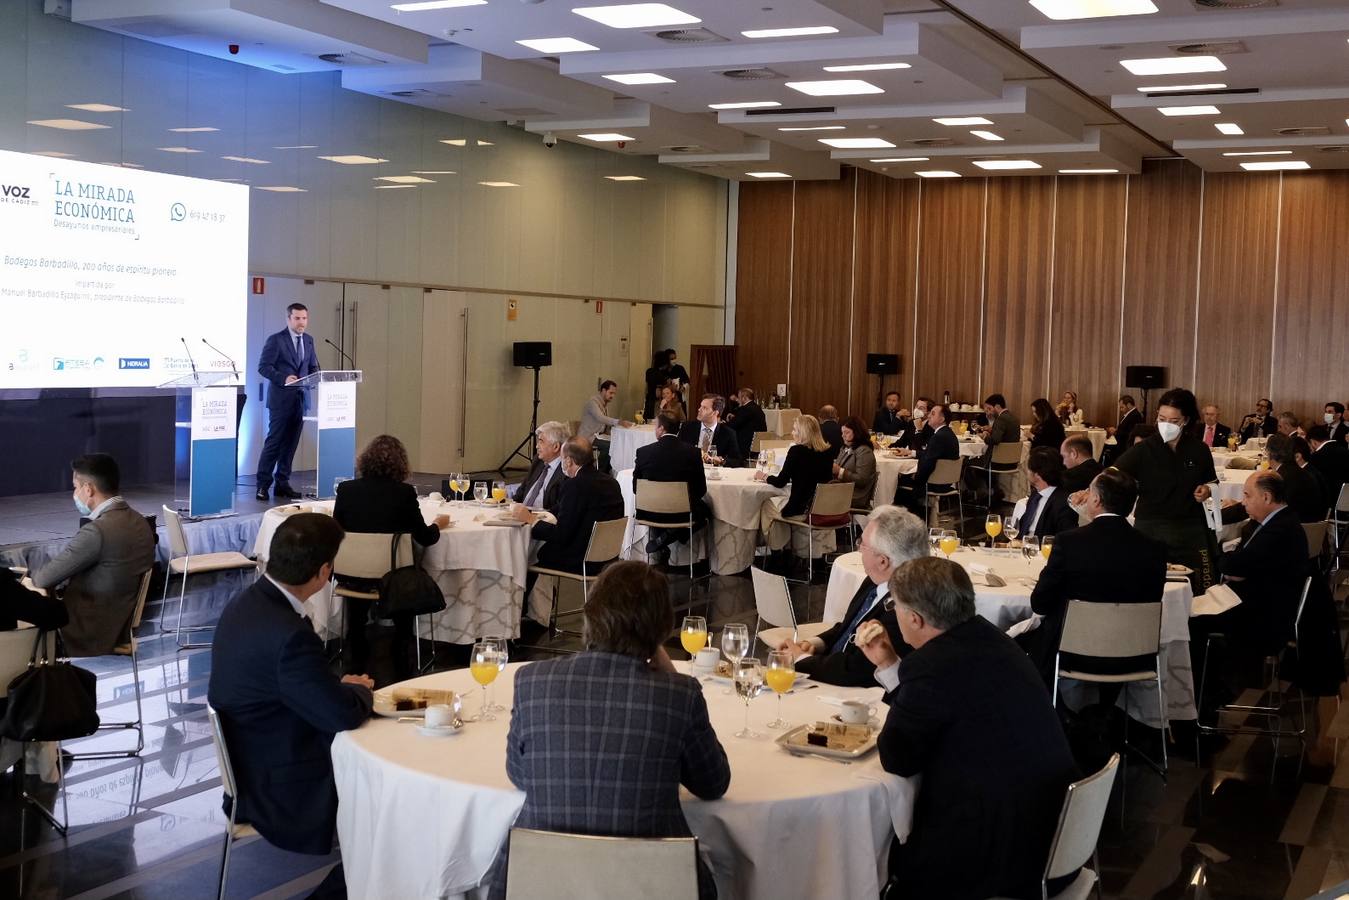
[255, 303, 320, 501]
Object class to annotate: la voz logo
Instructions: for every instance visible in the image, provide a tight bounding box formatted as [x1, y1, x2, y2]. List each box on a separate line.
[0, 183, 37, 207]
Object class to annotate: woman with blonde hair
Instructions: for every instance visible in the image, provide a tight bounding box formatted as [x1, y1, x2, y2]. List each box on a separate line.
[756, 414, 837, 556]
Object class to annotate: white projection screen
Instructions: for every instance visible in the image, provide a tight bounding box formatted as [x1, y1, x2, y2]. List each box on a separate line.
[0, 149, 248, 389]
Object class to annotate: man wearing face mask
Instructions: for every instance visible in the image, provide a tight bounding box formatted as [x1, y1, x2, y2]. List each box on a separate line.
[30, 454, 155, 657]
[1112, 388, 1220, 591]
[1324, 402, 1348, 443]
[901, 396, 934, 452]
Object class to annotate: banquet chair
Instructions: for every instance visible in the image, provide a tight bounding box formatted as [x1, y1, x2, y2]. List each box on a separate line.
[750, 567, 830, 649]
[505, 828, 698, 900]
[332, 533, 422, 668]
[161, 506, 257, 650]
[207, 705, 260, 900]
[629, 480, 710, 605]
[778, 482, 854, 584]
[965, 440, 1023, 511]
[757, 440, 792, 454]
[527, 517, 628, 639]
[1303, 521, 1329, 570]
[749, 431, 775, 455]
[1331, 484, 1349, 571]
[1053, 601, 1167, 780]
[987, 754, 1119, 900]
[924, 457, 965, 528]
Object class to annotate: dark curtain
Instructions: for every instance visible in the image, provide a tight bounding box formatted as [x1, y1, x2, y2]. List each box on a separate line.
[690, 345, 737, 402]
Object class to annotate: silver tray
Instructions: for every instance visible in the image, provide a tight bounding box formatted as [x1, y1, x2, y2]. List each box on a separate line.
[776, 722, 879, 761]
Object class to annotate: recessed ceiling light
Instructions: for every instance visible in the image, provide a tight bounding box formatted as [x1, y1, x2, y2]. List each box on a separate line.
[157, 146, 202, 153]
[412, 170, 458, 174]
[479, 181, 519, 187]
[376, 175, 436, 183]
[870, 157, 929, 162]
[1222, 150, 1292, 157]
[1158, 105, 1220, 116]
[973, 159, 1041, 170]
[1215, 123, 1244, 135]
[603, 72, 676, 85]
[1029, 0, 1157, 21]
[31, 150, 76, 158]
[1137, 83, 1226, 93]
[742, 26, 839, 38]
[169, 126, 220, 133]
[391, 0, 487, 9]
[778, 125, 846, 132]
[1240, 160, 1309, 171]
[916, 170, 960, 178]
[578, 133, 636, 142]
[66, 103, 128, 112]
[318, 155, 389, 164]
[1120, 56, 1226, 76]
[1059, 168, 1119, 174]
[477, 140, 494, 146]
[221, 155, 269, 164]
[822, 62, 911, 72]
[934, 116, 992, 126]
[257, 186, 307, 192]
[274, 145, 317, 150]
[573, 4, 699, 29]
[27, 118, 110, 131]
[605, 175, 647, 181]
[374, 184, 417, 189]
[441, 138, 468, 146]
[785, 79, 883, 97]
[970, 130, 1004, 141]
[746, 171, 791, 178]
[819, 137, 896, 149]
[708, 101, 781, 110]
[516, 37, 599, 53]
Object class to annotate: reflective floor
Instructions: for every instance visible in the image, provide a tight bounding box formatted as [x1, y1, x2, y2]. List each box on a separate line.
[5, 533, 1349, 899]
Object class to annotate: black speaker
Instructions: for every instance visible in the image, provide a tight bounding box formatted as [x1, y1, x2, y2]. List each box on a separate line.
[866, 353, 899, 375]
[1125, 365, 1166, 389]
[513, 341, 552, 368]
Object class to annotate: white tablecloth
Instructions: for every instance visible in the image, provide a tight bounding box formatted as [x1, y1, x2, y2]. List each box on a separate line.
[253, 499, 530, 642]
[1065, 426, 1108, 460]
[1213, 467, 1255, 503]
[762, 408, 800, 436]
[823, 547, 1197, 723]
[332, 661, 908, 900]
[609, 424, 658, 473]
[870, 438, 1002, 509]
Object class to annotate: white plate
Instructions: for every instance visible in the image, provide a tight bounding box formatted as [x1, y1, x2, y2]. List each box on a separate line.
[416, 724, 463, 738]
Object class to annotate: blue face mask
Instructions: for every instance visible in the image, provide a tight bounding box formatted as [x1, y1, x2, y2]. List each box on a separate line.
[73, 491, 92, 516]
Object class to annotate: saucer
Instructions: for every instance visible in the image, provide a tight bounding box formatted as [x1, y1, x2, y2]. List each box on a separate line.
[416, 723, 463, 737]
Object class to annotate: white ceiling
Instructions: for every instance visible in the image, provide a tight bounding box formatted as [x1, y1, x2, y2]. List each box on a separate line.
[60, 0, 1349, 180]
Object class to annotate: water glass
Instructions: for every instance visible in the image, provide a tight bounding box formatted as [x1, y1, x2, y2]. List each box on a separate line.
[481, 636, 508, 711]
[473, 482, 489, 504]
[733, 659, 764, 739]
[1021, 535, 1040, 562]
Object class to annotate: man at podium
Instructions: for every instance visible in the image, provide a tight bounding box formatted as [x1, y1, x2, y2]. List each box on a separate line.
[255, 303, 320, 501]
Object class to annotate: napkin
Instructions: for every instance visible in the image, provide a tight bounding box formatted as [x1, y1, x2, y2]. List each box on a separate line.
[1225, 456, 1256, 470]
[965, 563, 1006, 587]
[1191, 583, 1242, 617]
[1005, 614, 1042, 638]
[854, 772, 920, 843]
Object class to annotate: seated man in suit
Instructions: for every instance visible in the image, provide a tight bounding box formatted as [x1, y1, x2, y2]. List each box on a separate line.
[512, 420, 570, 513]
[1278, 411, 1302, 437]
[873, 391, 906, 436]
[30, 454, 155, 658]
[964, 393, 1020, 502]
[779, 505, 927, 686]
[1016, 468, 1167, 687]
[726, 387, 766, 459]
[634, 413, 708, 560]
[1266, 433, 1324, 522]
[1326, 402, 1348, 443]
[513, 437, 625, 579]
[901, 396, 934, 451]
[1238, 398, 1278, 443]
[1012, 447, 1079, 540]
[818, 405, 845, 456]
[678, 394, 742, 466]
[1199, 404, 1233, 449]
[1103, 394, 1142, 465]
[208, 513, 374, 862]
[1307, 424, 1348, 508]
[858, 558, 1080, 900]
[1059, 433, 1104, 494]
[894, 403, 958, 516]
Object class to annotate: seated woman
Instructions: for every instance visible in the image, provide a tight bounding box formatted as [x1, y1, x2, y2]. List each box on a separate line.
[756, 415, 837, 554]
[1056, 390, 1079, 424]
[490, 562, 730, 900]
[332, 434, 449, 684]
[1, 570, 68, 712]
[833, 416, 877, 509]
[1029, 398, 1066, 450]
[657, 382, 686, 424]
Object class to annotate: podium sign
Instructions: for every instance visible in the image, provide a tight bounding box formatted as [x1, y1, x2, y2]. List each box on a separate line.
[160, 371, 240, 517]
[317, 380, 357, 498]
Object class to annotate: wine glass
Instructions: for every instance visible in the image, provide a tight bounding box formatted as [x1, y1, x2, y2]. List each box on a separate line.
[984, 514, 1002, 549]
[1040, 535, 1054, 561]
[938, 530, 959, 560]
[450, 472, 466, 503]
[680, 616, 708, 657]
[491, 480, 508, 504]
[733, 658, 764, 739]
[1022, 535, 1040, 562]
[928, 527, 943, 554]
[764, 650, 795, 729]
[481, 635, 508, 711]
[1002, 516, 1018, 554]
[464, 642, 500, 722]
[721, 624, 749, 694]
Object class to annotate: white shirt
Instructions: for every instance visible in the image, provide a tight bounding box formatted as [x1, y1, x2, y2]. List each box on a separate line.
[1012, 485, 1057, 534]
[525, 456, 563, 506]
[265, 574, 310, 619]
[87, 495, 123, 521]
[806, 580, 890, 655]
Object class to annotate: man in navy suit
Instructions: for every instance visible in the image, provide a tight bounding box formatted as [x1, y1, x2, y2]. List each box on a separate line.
[256, 303, 320, 501]
[678, 394, 742, 467]
[894, 403, 958, 516]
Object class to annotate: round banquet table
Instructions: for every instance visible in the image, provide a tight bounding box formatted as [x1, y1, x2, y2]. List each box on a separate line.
[762, 407, 800, 436]
[1213, 467, 1255, 502]
[823, 548, 1197, 725]
[331, 662, 913, 900]
[1064, 426, 1108, 460]
[252, 499, 530, 642]
[609, 424, 658, 473]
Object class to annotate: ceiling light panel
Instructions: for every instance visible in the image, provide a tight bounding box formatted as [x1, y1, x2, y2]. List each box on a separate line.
[973, 160, 1041, 170]
[1240, 161, 1309, 171]
[785, 80, 883, 97]
[934, 117, 992, 126]
[1029, 0, 1157, 20]
[374, 184, 416, 189]
[391, 0, 486, 9]
[1158, 105, 1220, 116]
[572, 4, 699, 29]
[478, 181, 519, 187]
[916, 171, 960, 178]
[66, 103, 127, 112]
[603, 73, 675, 85]
[375, 175, 436, 183]
[1120, 56, 1226, 76]
[870, 157, 929, 163]
[746, 172, 791, 178]
[516, 38, 599, 53]
[318, 155, 388, 164]
[157, 146, 201, 153]
[742, 26, 839, 39]
[169, 126, 219, 133]
[221, 155, 269, 164]
[27, 118, 110, 130]
[1059, 169, 1119, 174]
[605, 175, 646, 181]
[819, 137, 895, 149]
[708, 101, 780, 110]
[778, 126, 845, 132]
[1137, 84, 1226, 93]
[257, 186, 307, 192]
[970, 130, 1004, 141]
[578, 132, 636, 141]
[1222, 151, 1291, 157]
[1215, 123, 1244, 135]
[822, 62, 911, 72]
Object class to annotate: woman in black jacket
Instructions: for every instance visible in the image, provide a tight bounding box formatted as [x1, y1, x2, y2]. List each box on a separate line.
[757, 415, 837, 563]
[1029, 398, 1065, 451]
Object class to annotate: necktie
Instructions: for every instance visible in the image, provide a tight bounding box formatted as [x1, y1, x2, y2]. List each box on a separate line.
[294, 335, 302, 364]
[1019, 490, 1043, 536]
[701, 427, 712, 452]
[1204, 425, 1214, 447]
[832, 584, 880, 654]
[524, 465, 548, 507]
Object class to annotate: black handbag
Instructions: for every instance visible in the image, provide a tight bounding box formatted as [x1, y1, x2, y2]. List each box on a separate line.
[1, 630, 100, 742]
[374, 534, 446, 618]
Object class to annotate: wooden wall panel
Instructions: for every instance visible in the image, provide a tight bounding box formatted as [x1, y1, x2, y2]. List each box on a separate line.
[1193, 173, 1281, 424]
[980, 177, 1055, 419]
[789, 171, 856, 414]
[849, 170, 919, 416]
[1272, 173, 1349, 420]
[1046, 176, 1127, 425]
[734, 181, 794, 397]
[913, 178, 986, 406]
[1121, 159, 1202, 405]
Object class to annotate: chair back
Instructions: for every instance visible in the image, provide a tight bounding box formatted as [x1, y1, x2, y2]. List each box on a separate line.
[0, 628, 54, 698]
[990, 440, 1023, 466]
[929, 456, 963, 486]
[777, 409, 799, 438]
[162, 505, 190, 558]
[1303, 521, 1328, 560]
[1336, 482, 1349, 514]
[808, 481, 854, 520]
[583, 518, 629, 565]
[207, 705, 240, 804]
[758, 440, 792, 453]
[505, 828, 698, 900]
[1058, 601, 1162, 659]
[1044, 753, 1120, 880]
[634, 479, 692, 516]
[750, 431, 775, 453]
[333, 532, 414, 581]
[751, 567, 798, 630]
[1294, 576, 1313, 636]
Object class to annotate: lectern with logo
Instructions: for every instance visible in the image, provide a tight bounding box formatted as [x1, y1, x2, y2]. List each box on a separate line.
[160, 371, 241, 517]
[294, 370, 363, 499]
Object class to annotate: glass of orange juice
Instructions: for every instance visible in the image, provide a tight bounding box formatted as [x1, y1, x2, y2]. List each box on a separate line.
[985, 514, 1001, 548]
[939, 530, 960, 559]
[680, 616, 708, 657]
[764, 650, 796, 729]
[464, 641, 501, 722]
[492, 480, 508, 504]
[1041, 535, 1054, 560]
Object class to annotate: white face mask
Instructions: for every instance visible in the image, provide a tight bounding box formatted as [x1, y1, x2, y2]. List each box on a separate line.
[1156, 421, 1182, 442]
[1326, 413, 1336, 425]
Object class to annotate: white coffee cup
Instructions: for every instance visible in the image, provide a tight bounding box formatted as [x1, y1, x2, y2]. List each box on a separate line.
[839, 700, 873, 725]
[425, 703, 456, 729]
[693, 647, 721, 673]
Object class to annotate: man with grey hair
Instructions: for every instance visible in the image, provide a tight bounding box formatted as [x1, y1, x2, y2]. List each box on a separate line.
[858, 558, 1079, 899]
[512, 420, 569, 513]
[780, 505, 927, 687]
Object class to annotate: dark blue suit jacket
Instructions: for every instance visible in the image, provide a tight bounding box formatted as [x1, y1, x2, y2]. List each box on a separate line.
[916, 424, 959, 488]
[258, 328, 319, 412]
[207, 578, 372, 854]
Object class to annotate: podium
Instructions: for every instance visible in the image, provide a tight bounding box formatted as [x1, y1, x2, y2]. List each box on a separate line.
[294, 370, 363, 499]
[159, 371, 241, 517]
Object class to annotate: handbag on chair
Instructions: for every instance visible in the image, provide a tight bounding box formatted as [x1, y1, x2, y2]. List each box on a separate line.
[1, 630, 100, 742]
[374, 535, 447, 619]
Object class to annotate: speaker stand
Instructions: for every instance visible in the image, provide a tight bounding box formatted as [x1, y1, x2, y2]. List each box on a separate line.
[874, 372, 887, 415]
[496, 365, 543, 475]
